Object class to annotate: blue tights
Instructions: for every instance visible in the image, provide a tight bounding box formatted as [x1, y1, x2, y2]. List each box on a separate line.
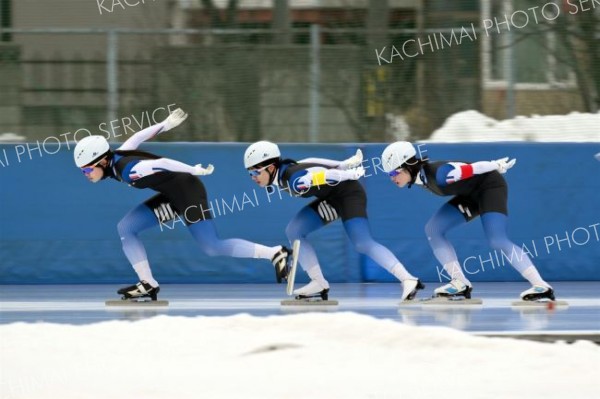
[284, 206, 401, 273]
[425, 204, 535, 277]
[117, 203, 256, 266]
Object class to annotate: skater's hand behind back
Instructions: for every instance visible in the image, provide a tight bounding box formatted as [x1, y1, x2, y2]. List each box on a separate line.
[193, 164, 215, 176]
[493, 157, 516, 174]
[339, 149, 363, 170]
[341, 166, 365, 180]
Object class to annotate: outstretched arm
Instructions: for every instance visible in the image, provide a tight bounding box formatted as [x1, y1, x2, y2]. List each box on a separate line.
[299, 149, 363, 170]
[127, 158, 214, 181]
[298, 157, 342, 168]
[117, 108, 188, 151]
[437, 158, 516, 186]
[290, 166, 365, 193]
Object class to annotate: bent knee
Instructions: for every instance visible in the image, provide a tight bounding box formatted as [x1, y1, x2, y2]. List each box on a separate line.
[353, 239, 373, 255]
[117, 219, 130, 237]
[488, 237, 512, 252]
[202, 247, 220, 257]
[424, 221, 443, 242]
[285, 223, 302, 241]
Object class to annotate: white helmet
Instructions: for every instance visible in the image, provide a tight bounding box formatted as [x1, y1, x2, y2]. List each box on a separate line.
[74, 135, 110, 167]
[244, 140, 281, 169]
[381, 141, 417, 173]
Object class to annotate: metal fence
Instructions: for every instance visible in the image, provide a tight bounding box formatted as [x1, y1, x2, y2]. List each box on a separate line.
[0, 24, 593, 143]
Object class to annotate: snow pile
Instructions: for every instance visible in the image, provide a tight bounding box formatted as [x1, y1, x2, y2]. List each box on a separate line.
[1, 312, 598, 399]
[428, 110, 600, 142]
[0, 132, 26, 142]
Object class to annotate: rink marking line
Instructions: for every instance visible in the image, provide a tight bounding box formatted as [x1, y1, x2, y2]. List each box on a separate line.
[474, 330, 600, 336]
[1, 298, 600, 312]
[473, 330, 600, 343]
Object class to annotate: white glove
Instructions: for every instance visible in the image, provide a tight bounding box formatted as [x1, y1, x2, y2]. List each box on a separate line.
[341, 166, 365, 180]
[339, 149, 363, 170]
[163, 108, 188, 131]
[193, 164, 214, 176]
[493, 157, 516, 174]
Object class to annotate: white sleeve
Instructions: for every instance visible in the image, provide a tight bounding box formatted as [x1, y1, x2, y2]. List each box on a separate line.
[470, 161, 498, 175]
[297, 157, 342, 168]
[128, 158, 196, 180]
[117, 122, 167, 151]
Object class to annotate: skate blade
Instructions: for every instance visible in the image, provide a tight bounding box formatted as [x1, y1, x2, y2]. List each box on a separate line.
[511, 300, 568, 307]
[281, 299, 338, 306]
[400, 297, 483, 306]
[105, 299, 169, 307]
[285, 240, 300, 296]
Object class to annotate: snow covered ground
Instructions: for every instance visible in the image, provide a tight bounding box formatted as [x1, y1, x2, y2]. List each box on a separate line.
[428, 110, 600, 142]
[1, 312, 598, 399]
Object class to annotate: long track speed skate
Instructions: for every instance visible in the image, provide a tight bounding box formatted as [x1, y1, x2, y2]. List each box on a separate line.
[401, 280, 483, 306]
[281, 263, 338, 306]
[512, 286, 568, 307]
[283, 284, 339, 306]
[272, 246, 291, 284]
[106, 281, 169, 306]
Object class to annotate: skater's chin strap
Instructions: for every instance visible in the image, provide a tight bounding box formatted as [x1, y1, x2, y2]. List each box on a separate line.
[97, 152, 114, 181]
[267, 166, 277, 186]
[406, 160, 426, 188]
[413, 168, 426, 187]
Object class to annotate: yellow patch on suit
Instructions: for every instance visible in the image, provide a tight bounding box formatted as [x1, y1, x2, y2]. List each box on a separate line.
[311, 171, 327, 186]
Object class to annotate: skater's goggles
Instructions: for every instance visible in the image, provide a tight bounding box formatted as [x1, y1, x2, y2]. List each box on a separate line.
[388, 168, 405, 177]
[81, 160, 103, 175]
[248, 164, 272, 177]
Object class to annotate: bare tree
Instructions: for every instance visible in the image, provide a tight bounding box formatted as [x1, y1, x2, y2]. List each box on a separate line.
[508, 1, 599, 112]
[189, 0, 263, 142]
[201, 0, 239, 30]
[364, 0, 391, 140]
[553, 7, 599, 112]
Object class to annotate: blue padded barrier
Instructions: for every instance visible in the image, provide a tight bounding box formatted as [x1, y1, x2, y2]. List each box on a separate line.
[0, 142, 598, 284]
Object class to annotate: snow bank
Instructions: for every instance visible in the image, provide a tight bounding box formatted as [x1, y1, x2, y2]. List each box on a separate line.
[0, 132, 26, 143]
[1, 312, 598, 399]
[428, 110, 600, 142]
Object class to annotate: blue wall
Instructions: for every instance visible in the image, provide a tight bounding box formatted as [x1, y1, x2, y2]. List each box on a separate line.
[0, 142, 598, 284]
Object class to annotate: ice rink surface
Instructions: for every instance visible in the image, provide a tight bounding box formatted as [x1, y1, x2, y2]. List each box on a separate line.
[1, 281, 598, 342]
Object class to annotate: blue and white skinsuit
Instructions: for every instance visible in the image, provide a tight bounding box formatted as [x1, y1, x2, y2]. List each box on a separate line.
[99, 122, 285, 288]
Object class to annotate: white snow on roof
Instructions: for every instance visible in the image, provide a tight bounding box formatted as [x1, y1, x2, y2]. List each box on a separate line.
[0, 132, 26, 143]
[1, 312, 598, 398]
[428, 111, 600, 142]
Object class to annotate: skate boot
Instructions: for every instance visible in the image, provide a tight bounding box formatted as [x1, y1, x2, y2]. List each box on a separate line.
[520, 285, 555, 301]
[401, 279, 425, 301]
[434, 279, 472, 299]
[271, 246, 292, 283]
[117, 281, 160, 301]
[293, 280, 329, 301]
